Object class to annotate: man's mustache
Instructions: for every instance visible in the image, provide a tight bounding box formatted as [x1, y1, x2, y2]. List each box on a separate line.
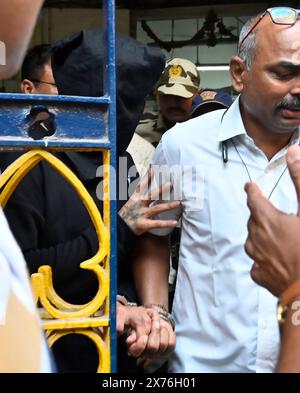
[277, 97, 300, 111]
[166, 107, 186, 113]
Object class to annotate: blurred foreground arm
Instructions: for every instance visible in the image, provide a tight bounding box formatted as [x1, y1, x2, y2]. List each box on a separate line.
[276, 295, 300, 372]
[0, 0, 43, 79]
[245, 146, 300, 296]
[245, 145, 300, 372]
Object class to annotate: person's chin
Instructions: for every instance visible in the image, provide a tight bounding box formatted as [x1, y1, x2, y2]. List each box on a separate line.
[272, 109, 300, 130]
[166, 114, 187, 124]
[273, 116, 300, 133]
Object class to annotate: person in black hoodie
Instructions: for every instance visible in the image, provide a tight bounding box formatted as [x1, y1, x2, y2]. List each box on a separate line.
[0, 30, 169, 372]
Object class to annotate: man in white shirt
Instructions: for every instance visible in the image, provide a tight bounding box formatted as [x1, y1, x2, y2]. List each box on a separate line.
[132, 7, 300, 372]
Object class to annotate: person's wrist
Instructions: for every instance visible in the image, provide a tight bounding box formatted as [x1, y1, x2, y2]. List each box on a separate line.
[278, 295, 300, 335]
[143, 303, 168, 313]
[144, 303, 175, 331]
[278, 279, 300, 329]
[117, 294, 137, 307]
[280, 278, 300, 308]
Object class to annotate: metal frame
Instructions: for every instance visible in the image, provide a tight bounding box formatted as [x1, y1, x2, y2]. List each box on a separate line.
[0, 0, 117, 373]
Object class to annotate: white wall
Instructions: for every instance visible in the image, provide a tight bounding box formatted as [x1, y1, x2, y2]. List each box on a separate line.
[133, 3, 272, 91]
[33, 8, 130, 44]
[136, 15, 249, 90]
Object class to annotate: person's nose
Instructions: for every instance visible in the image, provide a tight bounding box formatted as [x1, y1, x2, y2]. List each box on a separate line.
[290, 76, 300, 96]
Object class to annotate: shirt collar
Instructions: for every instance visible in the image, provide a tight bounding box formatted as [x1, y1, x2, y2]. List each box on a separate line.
[289, 127, 300, 146]
[218, 95, 246, 142]
[218, 95, 300, 146]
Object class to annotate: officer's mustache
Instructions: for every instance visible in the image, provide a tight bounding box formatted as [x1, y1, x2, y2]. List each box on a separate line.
[277, 97, 300, 111]
[167, 107, 186, 113]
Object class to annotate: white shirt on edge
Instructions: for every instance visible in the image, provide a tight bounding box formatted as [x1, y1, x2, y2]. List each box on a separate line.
[150, 96, 299, 373]
[0, 207, 52, 372]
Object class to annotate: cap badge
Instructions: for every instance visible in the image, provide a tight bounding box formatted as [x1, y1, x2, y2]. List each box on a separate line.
[200, 90, 217, 101]
[168, 64, 183, 78]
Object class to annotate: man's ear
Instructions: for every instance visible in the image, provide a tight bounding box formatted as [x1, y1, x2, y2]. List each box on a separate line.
[230, 56, 247, 93]
[20, 79, 36, 94]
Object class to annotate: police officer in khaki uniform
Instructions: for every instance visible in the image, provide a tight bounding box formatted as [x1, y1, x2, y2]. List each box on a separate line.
[136, 57, 232, 146]
[136, 58, 200, 146]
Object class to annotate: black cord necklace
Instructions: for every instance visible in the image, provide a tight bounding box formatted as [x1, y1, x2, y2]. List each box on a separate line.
[231, 138, 288, 200]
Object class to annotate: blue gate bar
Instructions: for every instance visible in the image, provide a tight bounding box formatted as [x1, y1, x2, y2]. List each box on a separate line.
[103, 0, 117, 374]
[0, 92, 110, 149]
[0, 92, 111, 104]
[0, 0, 118, 373]
[0, 98, 109, 149]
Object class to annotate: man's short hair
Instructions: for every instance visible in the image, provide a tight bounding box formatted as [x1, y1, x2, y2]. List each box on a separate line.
[238, 15, 260, 69]
[21, 44, 53, 81]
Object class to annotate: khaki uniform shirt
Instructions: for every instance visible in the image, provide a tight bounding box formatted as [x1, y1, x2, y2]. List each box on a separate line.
[135, 109, 168, 146]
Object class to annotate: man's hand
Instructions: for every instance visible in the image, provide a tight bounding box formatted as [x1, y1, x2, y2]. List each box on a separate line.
[117, 302, 161, 357]
[245, 145, 300, 297]
[119, 168, 180, 236]
[126, 315, 176, 370]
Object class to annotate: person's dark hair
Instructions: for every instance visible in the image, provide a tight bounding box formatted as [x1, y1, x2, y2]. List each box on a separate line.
[21, 44, 53, 81]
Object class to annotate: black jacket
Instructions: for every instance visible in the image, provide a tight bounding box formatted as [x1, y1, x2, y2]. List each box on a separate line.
[0, 150, 138, 372]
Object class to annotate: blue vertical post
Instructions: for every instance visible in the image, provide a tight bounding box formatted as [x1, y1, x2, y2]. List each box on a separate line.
[103, 0, 117, 373]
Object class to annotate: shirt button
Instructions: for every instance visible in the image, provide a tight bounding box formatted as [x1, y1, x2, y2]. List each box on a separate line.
[264, 166, 273, 174]
[261, 320, 268, 330]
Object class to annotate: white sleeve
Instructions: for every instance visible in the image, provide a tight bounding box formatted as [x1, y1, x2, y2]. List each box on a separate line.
[0, 207, 53, 372]
[149, 140, 182, 236]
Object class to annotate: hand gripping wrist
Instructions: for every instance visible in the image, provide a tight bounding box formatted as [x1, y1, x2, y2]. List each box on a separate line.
[144, 303, 175, 331]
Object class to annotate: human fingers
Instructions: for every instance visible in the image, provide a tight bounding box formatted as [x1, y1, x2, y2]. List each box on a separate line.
[245, 182, 274, 222]
[147, 200, 181, 217]
[287, 146, 300, 217]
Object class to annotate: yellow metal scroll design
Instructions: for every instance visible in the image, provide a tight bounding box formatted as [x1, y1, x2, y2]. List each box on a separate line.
[47, 329, 110, 373]
[0, 149, 112, 372]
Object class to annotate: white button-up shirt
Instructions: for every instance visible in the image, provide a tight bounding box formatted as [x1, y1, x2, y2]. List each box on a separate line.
[150, 97, 299, 373]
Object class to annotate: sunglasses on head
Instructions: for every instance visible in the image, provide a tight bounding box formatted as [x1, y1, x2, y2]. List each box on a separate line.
[238, 7, 300, 54]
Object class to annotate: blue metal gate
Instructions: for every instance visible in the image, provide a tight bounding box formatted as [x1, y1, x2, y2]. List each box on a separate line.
[0, 0, 117, 373]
